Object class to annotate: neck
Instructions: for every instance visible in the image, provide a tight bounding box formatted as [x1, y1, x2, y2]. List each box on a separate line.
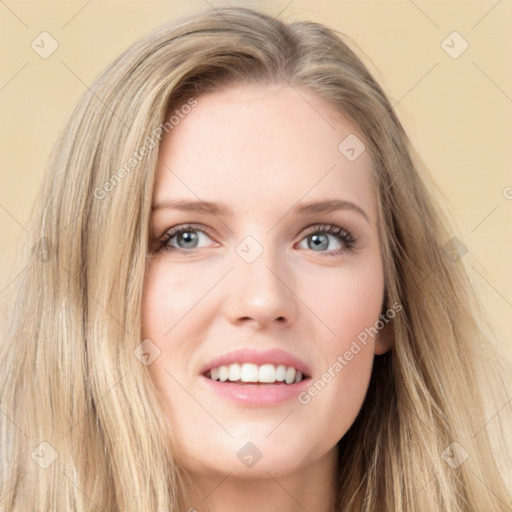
[181, 446, 339, 512]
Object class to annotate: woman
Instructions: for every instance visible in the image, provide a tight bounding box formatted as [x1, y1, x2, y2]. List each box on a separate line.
[1, 6, 511, 511]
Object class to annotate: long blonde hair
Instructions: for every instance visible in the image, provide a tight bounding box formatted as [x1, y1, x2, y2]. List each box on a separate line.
[1, 6, 511, 511]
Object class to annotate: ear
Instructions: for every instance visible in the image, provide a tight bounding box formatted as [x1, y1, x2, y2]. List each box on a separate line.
[374, 321, 394, 355]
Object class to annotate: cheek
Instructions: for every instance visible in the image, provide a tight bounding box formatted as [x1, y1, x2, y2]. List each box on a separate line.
[142, 261, 191, 324]
[296, 260, 383, 424]
[141, 258, 218, 339]
[140, 261, 197, 384]
[302, 257, 385, 347]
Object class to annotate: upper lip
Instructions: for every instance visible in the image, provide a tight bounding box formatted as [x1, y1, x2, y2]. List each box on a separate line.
[200, 348, 311, 377]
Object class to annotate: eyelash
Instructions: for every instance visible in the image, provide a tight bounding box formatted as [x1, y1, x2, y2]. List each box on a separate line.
[158, 223, 356, 257]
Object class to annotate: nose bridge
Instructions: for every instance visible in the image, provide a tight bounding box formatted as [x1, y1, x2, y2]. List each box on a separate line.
[223, 233, 297, 327]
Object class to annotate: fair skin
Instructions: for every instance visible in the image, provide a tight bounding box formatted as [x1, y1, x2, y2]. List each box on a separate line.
[141, 82, 392, 512]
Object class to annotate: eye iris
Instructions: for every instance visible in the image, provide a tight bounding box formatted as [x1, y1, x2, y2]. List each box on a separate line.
[177, 230, 198, 248]
[308, 233, 329, 251]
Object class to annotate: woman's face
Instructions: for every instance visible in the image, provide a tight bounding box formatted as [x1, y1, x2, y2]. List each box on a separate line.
[141, 82, 391, 480]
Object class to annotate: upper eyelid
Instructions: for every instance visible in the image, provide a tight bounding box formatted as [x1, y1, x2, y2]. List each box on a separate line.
[301, 223, 352, 237]
[162, 223, 213, 239]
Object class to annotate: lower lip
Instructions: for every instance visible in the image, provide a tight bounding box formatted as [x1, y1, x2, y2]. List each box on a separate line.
[199, 375, 310, 407]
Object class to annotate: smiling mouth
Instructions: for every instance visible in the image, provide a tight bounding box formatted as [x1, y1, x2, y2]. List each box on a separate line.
[204, 362, 308, 385]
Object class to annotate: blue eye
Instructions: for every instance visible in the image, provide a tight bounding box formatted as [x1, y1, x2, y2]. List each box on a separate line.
[160, 223, 215, 252]
[159, 223, 356, 255]
[296, 224, 355, 255]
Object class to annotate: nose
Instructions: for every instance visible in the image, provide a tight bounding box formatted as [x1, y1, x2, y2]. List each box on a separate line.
[222, 247, 298, 330]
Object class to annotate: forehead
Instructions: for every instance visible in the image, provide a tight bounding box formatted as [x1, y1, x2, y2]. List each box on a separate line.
[154, 83, 376, 222]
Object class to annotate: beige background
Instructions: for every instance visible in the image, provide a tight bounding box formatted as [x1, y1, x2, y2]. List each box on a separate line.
[1, 1, 511, 356]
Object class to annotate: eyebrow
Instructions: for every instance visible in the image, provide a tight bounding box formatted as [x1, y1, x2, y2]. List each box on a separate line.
[152, 198, 370, 223]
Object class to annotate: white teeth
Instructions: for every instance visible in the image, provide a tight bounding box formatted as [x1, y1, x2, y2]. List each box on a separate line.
[218, 365, 229, 382]
[240, 363, 258, 382]
[275, 364, 286, 381]
[258, 364, 276, 383]
[285, 366, 296, 384]
[228, 363, 241, 381]
[207, 363, 305, 384]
